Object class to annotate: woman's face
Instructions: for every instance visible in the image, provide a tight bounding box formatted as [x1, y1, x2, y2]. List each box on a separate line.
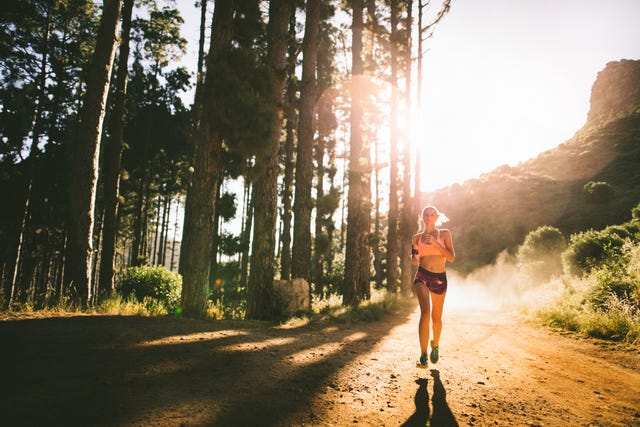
[423, 209, 438, 224]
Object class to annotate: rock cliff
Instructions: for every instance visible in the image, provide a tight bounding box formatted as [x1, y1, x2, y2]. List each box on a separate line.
[587, 59, 640, 123]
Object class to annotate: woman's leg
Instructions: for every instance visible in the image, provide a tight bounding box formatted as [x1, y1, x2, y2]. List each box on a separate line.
[414, 283, 431, 354]
[430, 291, 446, 347]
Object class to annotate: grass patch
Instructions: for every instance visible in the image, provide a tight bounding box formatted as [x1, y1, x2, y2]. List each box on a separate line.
[313, 289, 411, 324]
[534, 269, 640, 345]
[96, 294, 173, 316]
[2, 287, 413, 325]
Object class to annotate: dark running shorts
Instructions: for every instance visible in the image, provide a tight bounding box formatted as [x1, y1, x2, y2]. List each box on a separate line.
[413, 266, 448, 294]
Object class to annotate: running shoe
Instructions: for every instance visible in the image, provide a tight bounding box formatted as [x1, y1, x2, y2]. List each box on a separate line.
[416, 352, 428, 369]
[430, 340, 439, 364]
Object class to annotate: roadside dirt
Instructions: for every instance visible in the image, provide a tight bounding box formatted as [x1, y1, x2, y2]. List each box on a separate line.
[2, 290, 639, 427]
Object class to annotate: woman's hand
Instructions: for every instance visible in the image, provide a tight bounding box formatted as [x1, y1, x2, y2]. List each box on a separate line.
[410, 246, 419, 265]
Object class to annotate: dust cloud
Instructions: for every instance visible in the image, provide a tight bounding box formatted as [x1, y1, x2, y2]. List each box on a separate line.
[445, 251, 564, 313]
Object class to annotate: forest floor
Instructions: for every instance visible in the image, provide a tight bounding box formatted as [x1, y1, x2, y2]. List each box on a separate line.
[2, 289, 640, 427]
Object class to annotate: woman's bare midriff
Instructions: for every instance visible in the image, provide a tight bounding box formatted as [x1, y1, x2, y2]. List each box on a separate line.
[419, 255, 446, 273]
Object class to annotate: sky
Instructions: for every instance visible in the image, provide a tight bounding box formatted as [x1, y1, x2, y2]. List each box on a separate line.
[178, 0, 640, 192]
[416, 0, 640, 190]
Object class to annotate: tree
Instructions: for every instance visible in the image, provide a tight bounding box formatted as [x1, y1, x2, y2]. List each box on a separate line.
[279, 57, 298, 281]
[313, 5, 340, 296]
[399, 0, 415, 295]
[343, 0, 372, 307]
[179, 0, 234, 318]
[67, 0, 122, 307]
[99, 0, 134, 298]
[246, 0, 295, 319]
[291, 0, 321, 283]
[386, 0, 400, 294]
[6, 0, 53, 306]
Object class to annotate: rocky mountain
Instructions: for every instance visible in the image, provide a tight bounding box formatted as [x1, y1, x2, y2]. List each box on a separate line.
[423, 59, 640, 273]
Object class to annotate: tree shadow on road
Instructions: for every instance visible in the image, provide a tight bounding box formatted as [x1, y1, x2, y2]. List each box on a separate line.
[0, 302, 417, 426]
[402, 370, 458, 427]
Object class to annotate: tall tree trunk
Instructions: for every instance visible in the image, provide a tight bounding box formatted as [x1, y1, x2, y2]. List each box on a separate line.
[291, 0, 320, 283]
[97, 0, 132, 292]
[170, 197, 180, 271]
[387, 0, 400, 294]
[209, 171, 224, 286]
[158, 195, 170, 266]
[316, 29, 338, 285]
[196, 0, 208, 86]
[53, 236, 66, 305]
[34, 221, 53, 309]
[246, 0, 295, 320]
[7, 5, 52, 307]
[152, 196, 162, 264]
[400, 0, 415, 295]
[67, 0, 122, 307]
[239, 179, 253, 287]
[373, 131, 383, 290]
[279, 81, 296, 281]
[343, 0, 371, 307]
[313, 124, 325, 295]
[192, 0, 209, 123]
[415, 0, 425, 220]
[179, 0, 233, 319]
[130, 175, 149, 266]
[279, 11, 298, 281]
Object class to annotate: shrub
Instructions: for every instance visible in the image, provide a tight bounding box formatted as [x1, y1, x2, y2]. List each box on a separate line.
[581, 299, 635, 341]
[631, 202, 640, 221]
[588, 267, 639, 311]
[562, 229, 625, 277]
[119, 266, 181, 313]
[583, 181, 615, 203]
[517, 226, 566, 281]
[622, 221, 640, 243]
[603, 224, 631, 240]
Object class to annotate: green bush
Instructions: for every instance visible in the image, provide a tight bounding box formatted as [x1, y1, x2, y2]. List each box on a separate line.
[517, 226, 566, 281]
[581, 301, 634, 341]
[119, 266, 181, 313]
[603, 224, 631, 240]
[562, 229, 625, 277]
[631, 202, 640, 221]
[539, 306, 582, 332]
[583, 181, 615, 203]
[535, 204, 640, 345]
[622, 221, 640, 242]
[588, 267, 639, 311]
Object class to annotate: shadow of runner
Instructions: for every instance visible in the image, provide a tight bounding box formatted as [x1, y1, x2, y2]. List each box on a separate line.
[430, 369, 459, 427]
[401, 378, 430, 427]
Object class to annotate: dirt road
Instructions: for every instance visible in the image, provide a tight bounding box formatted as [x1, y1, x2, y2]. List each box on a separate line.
[2, 293, 639, 426]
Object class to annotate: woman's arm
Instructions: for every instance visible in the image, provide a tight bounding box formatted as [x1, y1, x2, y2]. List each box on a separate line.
[410, 234, 420, 266]
[435, 229, 456, 263]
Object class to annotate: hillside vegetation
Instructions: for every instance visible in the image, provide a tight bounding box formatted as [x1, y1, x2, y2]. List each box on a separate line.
[425, 59, 640, 273]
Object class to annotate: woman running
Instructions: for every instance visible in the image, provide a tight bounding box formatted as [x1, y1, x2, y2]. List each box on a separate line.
[411, 205, 455, 368]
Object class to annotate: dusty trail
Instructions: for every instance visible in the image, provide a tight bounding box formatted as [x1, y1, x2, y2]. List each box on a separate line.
[1, 293, 639, 427]
[305, 299, 640, 427]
